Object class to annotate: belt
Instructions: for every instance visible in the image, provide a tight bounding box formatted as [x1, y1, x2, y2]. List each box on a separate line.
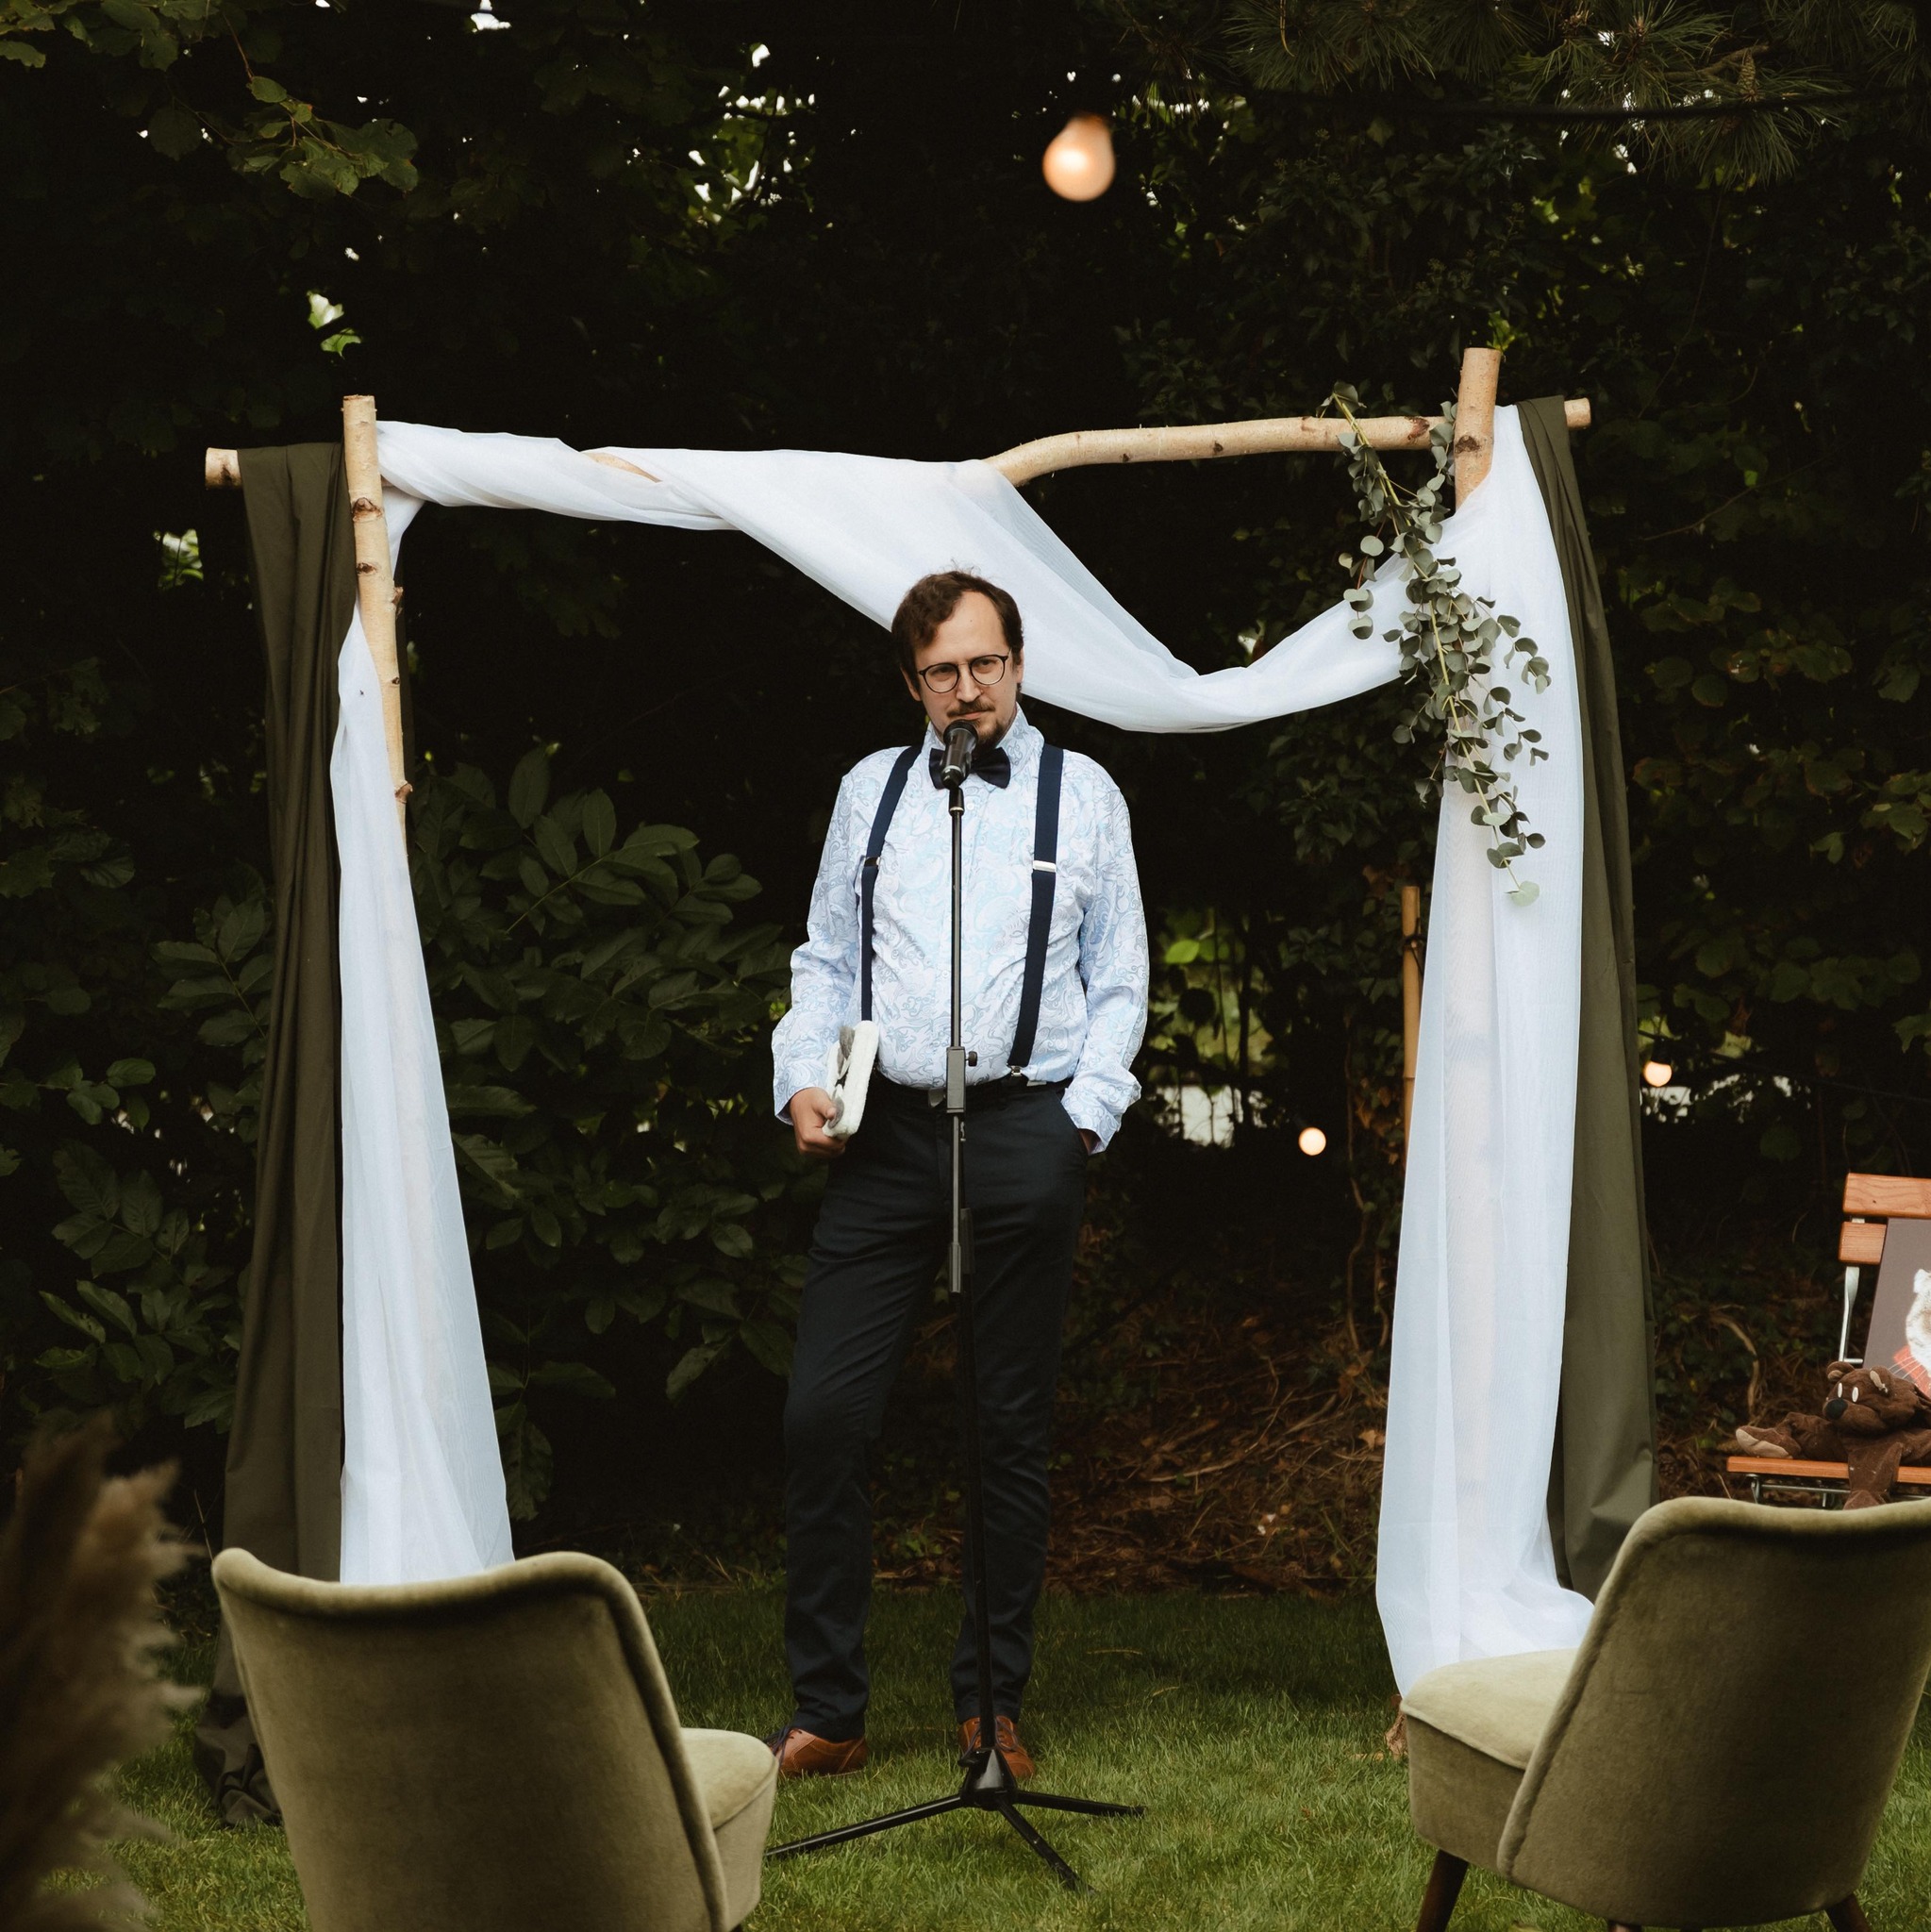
[877, 1074, 1069, 1112]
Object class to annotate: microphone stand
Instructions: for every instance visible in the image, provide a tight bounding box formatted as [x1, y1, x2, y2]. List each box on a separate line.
[767, 731, 1142, 1890]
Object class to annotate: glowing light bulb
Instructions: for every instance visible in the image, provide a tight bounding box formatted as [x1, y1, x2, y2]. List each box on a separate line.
[1298, 1125, 1327, 1157]
[1041, 115, 1115, 202]
[1642, 1059, 1674, 1089]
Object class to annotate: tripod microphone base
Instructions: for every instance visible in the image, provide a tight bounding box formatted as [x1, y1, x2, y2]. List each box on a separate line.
[766, 1749, 1143, 1892]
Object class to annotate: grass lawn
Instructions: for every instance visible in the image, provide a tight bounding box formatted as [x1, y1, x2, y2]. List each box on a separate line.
[116, 1589, 1929, 1931]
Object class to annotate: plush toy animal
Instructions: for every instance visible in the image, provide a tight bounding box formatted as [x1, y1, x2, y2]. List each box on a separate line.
[1734, 1361, 1931, 1509]
[1898, 1265, 1931, 1397]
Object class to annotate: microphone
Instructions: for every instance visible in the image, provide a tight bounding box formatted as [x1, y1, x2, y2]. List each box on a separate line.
[941, 722, 976, 788]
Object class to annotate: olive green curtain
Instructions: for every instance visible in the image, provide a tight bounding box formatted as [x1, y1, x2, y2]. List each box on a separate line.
[193, 443, 358, 1824]
[1519, 396, 1659, 1596]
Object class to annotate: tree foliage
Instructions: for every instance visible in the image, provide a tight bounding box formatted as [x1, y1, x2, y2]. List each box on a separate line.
[1175, 1, 1930, 176]
[6, 720, 801, 1511]
[0, 0, 418, 199]
[411, 752, 811, 1511]
[8, 0, 1931, 1510]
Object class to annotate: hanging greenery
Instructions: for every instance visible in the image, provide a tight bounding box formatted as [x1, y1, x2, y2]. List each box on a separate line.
[1330, 384, 1551, 905]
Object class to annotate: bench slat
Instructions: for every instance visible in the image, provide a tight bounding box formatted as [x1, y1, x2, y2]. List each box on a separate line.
[1727, 1456, 1931, 1484]
[1840, 1221, 1888, 1265]
[1842, 1174, 1931, 1220]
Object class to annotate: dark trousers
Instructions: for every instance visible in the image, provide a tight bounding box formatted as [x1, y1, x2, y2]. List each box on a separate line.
[782, 1080, 1090, 1740]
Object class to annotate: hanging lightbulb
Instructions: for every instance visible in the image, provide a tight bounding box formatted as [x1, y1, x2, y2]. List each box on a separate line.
[1642, 1059, 1674, 1089]
[1042, 115, 1115, 201]
[1298, 1125, 1327, 1157]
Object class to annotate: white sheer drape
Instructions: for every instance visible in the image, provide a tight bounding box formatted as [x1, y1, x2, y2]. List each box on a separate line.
[1372, 417, 1595, 1689]
[332, 494, 513, 1584]
[336, 408, 1592, 1684]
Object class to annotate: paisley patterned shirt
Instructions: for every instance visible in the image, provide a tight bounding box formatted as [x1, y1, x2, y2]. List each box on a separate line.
[772, 708, 1147, 1147]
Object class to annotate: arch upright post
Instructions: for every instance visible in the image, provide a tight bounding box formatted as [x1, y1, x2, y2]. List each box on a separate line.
[1453, 347, 1502, 503]
[1401, 885, 1423, 1149]
[341, 394, 410, 837]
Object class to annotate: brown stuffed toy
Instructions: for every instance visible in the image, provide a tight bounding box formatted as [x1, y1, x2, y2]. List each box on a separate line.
[1735, 1361, 1931, 1508]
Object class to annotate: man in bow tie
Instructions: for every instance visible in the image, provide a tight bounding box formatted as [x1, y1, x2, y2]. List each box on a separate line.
[767, 571, 1147, 1779]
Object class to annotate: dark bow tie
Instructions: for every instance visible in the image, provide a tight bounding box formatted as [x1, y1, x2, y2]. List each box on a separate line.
[929, 743, 1012, 789]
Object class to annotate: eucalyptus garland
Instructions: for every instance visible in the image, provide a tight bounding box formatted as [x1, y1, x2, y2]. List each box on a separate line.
[1330, 384, 1551, 906]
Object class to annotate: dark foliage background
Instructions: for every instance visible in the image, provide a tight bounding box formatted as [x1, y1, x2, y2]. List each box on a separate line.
[7, 0, 1931, 1571]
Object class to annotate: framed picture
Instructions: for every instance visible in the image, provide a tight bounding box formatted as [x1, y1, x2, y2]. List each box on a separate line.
[1861, 1215, 1931, 1396]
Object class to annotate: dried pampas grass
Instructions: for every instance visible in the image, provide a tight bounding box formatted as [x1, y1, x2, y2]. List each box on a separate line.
[0, 1416, 187, 1931]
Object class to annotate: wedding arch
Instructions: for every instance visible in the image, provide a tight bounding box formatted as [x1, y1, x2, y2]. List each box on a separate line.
[191, 348, 1651, 1811]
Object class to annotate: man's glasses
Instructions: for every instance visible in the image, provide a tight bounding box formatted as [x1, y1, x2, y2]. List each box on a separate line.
[916, 652, 1010, 695]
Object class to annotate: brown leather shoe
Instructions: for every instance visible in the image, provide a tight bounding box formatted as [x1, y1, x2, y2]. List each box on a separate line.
[957, 1714, 1035, 1780]
[766, 1725, 868, 1778]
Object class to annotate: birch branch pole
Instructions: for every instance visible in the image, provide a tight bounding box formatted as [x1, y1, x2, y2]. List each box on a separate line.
[208, 403, 410, 836]
[1450, 346, 1504, 502]
[202, 358, 1584, 502]
[981, 352, 1577, 488]
[1401, 884, 1423, 1149]
[341, 395, 411, 837]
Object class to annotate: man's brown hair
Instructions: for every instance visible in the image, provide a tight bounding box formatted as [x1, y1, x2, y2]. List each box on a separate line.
[890, 571, 1024, 680]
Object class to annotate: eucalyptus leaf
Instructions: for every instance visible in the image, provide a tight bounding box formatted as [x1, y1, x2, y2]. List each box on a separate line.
[1329, 380, 1547, 896]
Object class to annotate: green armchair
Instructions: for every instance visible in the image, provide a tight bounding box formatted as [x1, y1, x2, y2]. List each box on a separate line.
[1401, 1495, 1931, 1931]
[212, 1547, 776, 1932]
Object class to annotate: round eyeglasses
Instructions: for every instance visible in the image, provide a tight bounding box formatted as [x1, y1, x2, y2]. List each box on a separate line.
[916, 652, 1010, 695]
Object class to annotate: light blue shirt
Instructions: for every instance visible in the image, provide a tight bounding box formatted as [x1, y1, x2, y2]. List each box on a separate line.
[773, 708, 1147, 1147]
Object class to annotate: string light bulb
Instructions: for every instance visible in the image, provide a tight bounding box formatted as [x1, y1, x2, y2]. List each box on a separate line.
[1042, 115, 1115, 201]
[1642, 1059, 1674, 1089]
[1298, 1125, 1327, 1157]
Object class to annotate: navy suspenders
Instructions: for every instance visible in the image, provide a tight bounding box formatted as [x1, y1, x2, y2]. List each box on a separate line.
[858, 743, 922, 1024]
[857, 739, 1066, 1074]
[1008, 744, 1063, 1072]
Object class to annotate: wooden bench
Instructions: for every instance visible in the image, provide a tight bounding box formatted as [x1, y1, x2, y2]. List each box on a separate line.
[1728, 1457, 1931, 1506]
[1723, 1173, 1931, 1506]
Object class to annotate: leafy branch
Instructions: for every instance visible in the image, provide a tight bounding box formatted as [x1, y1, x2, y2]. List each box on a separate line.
[410, 749, 807, 1509]
[2, 0, 417, 201]
[1219, 0, 1923, 180]
[1330, 383, 1550, 905]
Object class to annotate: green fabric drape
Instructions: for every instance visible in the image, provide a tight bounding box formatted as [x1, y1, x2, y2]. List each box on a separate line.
[1519, 396, 1659, 1596]
[193, 443, 358, 1824]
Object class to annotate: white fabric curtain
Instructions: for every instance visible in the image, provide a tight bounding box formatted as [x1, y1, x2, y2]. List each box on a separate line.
[339, 408, 1592, 1683]
[1371, 420, 1596, 1689]
[332, 494, 514, 1584]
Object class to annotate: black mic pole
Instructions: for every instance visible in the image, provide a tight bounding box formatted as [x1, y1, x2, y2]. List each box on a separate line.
[768, 721, 1141, 1890]
[941, 727, 1001, 1769]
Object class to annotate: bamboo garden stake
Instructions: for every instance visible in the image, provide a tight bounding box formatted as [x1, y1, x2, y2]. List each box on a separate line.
[341, 394, 410, 837]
